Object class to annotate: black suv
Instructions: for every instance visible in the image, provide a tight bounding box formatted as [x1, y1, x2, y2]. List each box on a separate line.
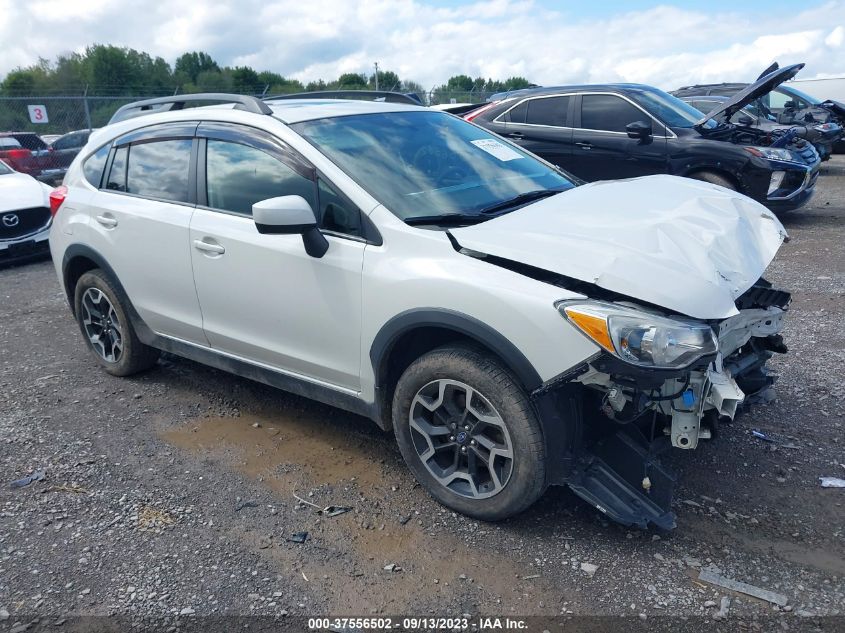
[469, 65, 820, 213]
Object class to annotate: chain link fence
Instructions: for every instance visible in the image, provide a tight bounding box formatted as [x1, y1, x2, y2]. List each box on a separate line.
[0, 89, 501, 137]
[0, 95, 173, 136]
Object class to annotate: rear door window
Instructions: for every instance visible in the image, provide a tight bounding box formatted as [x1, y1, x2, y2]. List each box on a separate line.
[125, 139, 193, 203]
[581, 94, 649, 132]
[525, 96, 570, 127]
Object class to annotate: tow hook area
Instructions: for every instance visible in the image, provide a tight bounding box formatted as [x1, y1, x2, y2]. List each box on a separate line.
[567, 427, 676, 531]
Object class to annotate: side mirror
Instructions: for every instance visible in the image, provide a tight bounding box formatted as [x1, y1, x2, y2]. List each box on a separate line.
[253, 195, 329, 258]
[626, 120, 652, 139]
[737, 114, 754, 126]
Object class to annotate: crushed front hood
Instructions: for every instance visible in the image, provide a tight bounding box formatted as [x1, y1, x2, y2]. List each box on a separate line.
[697, 63, 804, 127]
[450, 175, 787, 320]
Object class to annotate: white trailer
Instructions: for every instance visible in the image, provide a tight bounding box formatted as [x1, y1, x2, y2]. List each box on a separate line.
[787, 77, 845, 103]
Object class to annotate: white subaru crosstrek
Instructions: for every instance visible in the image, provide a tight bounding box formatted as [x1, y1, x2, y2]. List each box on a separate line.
[48, 93, 791, 530]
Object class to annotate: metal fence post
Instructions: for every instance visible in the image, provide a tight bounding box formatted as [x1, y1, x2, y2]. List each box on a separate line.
[82, 85, 92, 131]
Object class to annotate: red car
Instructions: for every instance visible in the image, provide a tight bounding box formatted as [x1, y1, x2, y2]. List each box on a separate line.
[0, 133, 57, 180]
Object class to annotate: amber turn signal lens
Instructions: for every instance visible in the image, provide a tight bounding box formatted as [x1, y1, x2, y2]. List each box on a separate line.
[562, 306, 615, 352]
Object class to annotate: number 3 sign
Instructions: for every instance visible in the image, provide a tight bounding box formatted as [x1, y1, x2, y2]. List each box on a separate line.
[27, 105, 49, 124]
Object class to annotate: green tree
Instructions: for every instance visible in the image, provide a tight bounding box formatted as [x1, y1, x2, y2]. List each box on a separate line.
[369, 69, 400, 91]
[336, 72, 368, 89]
[174, 52, 219, 83]
[230, 66, 262, 93]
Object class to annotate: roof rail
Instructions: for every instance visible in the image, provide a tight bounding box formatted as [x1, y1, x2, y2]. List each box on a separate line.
[265, 90, 423, 105]
[108, 93, 273, 124]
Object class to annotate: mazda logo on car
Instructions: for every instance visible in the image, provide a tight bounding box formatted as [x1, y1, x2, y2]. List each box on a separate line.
[2, 213, 20, 227]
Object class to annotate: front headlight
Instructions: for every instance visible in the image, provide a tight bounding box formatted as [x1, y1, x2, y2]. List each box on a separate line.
[744, 146, 800, 163]
[558, 301, 718, 369]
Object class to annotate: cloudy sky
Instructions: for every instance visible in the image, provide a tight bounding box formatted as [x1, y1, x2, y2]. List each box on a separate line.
[1, 0, 843, 89]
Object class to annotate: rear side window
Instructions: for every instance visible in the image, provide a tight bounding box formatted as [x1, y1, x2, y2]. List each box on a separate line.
[525, 96, 570, 127]
[581, 95, 647, 132]
[125, 139, 193, 203]
[83, 145, 110, 188]
[504, 101, 528, 123]
[205, 140, 316, 216]
[692, 101, 717, 114]
[106, 146, 128, 192]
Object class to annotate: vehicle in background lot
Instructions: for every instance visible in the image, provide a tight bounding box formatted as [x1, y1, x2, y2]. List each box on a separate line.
[49, 93, 791, 530]
[680, 94, 842, 160]
[673, 62, 845, 153]
[0, 159, 53, 264]
[468, 64, 820, 214]
[0, 137, 38, 175]
[45, 129, 94, 183]
[40, 134, 62, 145]
[0, 132, 56, 182]
[789, 76, 845, 103]
[430, 103, 480, 115]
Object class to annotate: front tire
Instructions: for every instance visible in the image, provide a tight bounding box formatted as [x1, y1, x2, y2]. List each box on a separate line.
[689, 170, 737, 190]
[392, 345, 546, 521]
[73, 269, 160, 376]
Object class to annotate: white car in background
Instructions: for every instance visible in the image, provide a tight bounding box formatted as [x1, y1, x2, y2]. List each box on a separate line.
[48, 93, 791, 530]
[0, 160, 53, 264]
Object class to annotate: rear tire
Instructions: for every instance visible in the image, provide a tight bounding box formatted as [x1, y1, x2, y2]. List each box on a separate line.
[392, 344, 546, 521]
[73, 269, 160, 377]
[689, 171, 737, 190]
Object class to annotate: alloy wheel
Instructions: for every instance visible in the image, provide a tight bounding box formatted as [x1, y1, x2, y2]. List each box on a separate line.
[81, 288, 123, 363]
[408, 379, 514, 499]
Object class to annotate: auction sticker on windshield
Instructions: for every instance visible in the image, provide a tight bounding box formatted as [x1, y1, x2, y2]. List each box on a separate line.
[470, 139, 523, 161]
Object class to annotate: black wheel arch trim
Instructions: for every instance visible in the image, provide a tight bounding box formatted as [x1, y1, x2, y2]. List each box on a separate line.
[370, 307, 544, 395]
[62, 243, 162, 350]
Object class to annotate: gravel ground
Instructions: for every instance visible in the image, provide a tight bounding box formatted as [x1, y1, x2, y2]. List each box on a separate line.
[1, 160, 843, 632]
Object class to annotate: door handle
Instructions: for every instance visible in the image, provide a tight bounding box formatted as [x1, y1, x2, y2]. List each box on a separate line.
[507, 132, 524, 139]
[193, 239, 225, 255]
[95, 215, 118, 228]
[575, 142, 593, 150]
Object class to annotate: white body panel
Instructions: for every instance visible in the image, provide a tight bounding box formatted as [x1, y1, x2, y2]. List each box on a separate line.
[83, 191, 205, 343]
[48, 99, 787, 412]
[0, 171, 51, 213]
[451, 175, 786, 320]
[189, 208, 365, 390]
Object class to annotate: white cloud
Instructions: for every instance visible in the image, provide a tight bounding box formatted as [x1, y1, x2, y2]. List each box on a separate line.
[1, 0, 844, 91]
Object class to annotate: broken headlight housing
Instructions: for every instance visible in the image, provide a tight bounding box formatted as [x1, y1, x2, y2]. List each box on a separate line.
[558, 301, 718, 369]
[744, 146, 801, 164]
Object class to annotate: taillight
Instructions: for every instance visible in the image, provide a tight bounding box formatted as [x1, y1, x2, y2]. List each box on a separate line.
[49, 185, 68, 217]
[464, 102, 500, 122]
[6, 148, 31, 161]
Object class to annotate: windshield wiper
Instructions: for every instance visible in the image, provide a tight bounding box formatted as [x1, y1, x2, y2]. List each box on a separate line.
[404, 213, 488, 226]
[475, 189, 562, 216]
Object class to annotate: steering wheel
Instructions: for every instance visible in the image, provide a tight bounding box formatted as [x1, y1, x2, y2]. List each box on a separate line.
[412, 146, 467, 187]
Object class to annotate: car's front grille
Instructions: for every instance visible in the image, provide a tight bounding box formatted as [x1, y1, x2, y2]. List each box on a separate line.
[735, 282, 792, 311]
[0, 207, 51, 240]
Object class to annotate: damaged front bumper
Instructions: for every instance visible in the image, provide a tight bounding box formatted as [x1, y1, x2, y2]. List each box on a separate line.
[535, 284, 790, 531]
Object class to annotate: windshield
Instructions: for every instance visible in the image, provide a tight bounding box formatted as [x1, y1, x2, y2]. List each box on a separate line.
[291, 110, 575, 222]
[628, 86, 718, 129]
[781, 85, 822, 106]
